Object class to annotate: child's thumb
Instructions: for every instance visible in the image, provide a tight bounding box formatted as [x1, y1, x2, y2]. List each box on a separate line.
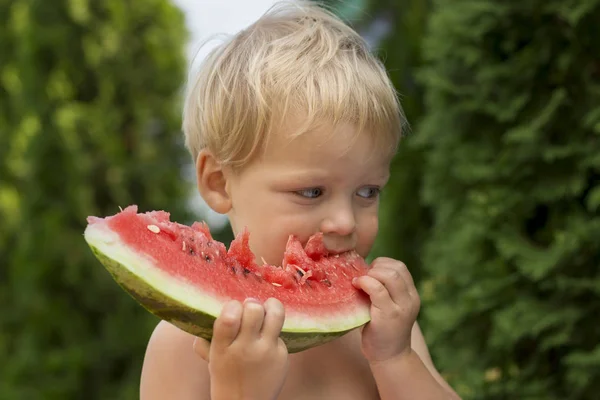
[193, 337, 211, 362]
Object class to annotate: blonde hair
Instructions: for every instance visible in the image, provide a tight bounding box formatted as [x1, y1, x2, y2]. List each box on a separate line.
[182, 0, 406, 168]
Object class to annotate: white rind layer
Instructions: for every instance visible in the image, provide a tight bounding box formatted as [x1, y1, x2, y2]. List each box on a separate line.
[83, 221, 370, 333]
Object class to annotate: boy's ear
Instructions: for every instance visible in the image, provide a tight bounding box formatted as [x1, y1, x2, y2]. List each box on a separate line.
[196, 149, 232, 214]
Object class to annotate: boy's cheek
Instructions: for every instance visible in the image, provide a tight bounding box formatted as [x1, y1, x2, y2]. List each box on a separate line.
[360, 214, 380, 245]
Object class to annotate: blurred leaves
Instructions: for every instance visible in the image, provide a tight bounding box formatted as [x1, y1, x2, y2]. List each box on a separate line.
[415, 0, 600, 398]
[0, 0, 190, 398]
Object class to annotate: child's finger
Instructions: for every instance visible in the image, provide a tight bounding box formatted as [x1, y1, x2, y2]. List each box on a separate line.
[192, 337, 210, 362]
[374, 259, 417, 296]
[352, 275, 394, 310]
[260, 297, 285, 342]
[238, 298, 266, 340]
[393, 262, 417, 296]
[367, 267, 409, 305]
[212, 300, 243, 349]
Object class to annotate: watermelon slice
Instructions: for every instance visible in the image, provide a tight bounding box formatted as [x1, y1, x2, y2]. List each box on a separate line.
[83, 205, 371, 353]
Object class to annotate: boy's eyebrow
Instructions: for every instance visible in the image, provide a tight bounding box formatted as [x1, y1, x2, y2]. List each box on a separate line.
[270, 169, 331, 181]
[270, 167, 391, 183]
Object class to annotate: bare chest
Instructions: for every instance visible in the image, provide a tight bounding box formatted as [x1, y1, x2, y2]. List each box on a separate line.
[277, 331, 379, 400]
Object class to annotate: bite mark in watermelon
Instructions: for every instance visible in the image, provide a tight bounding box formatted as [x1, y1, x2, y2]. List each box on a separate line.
[83, 205, 371, 353]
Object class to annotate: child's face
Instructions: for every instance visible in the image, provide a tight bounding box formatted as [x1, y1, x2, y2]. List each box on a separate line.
[224, 122, 391, 265]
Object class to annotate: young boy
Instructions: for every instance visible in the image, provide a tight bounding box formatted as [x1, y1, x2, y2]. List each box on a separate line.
[140, 1, 460, 399]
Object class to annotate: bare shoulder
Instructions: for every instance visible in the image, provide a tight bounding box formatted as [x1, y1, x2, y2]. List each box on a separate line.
[140, 320, 210, 400]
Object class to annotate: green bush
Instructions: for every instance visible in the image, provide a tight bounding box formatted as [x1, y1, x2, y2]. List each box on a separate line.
[415, 1, 600, 398]
[0, 0, 190, 398]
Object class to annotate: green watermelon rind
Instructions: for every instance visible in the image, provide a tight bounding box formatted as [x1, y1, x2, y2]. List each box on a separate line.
[84, 223, 369, 353]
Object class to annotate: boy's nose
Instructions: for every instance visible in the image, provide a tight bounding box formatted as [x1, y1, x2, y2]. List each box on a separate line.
[321, 204, 356, 237]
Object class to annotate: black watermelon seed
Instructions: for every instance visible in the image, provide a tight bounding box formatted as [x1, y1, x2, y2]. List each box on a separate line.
[243, 268, 251, 276]
[297, 269, 305, 277]
[321, 279, 331, 287]
[189, 248, 195, 255]
[204, 255, 211, 262]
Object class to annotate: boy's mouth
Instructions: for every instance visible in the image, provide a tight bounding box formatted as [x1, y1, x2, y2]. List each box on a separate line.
[301, 233, 357, 259]
[323, 245, 358, 258]
[326, 248, 353, 256]
[322, 240, 356, 257]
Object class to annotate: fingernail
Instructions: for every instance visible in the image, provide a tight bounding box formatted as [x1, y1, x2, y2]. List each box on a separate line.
[244, 297, 260, 304]
[352, 278, 357, 285]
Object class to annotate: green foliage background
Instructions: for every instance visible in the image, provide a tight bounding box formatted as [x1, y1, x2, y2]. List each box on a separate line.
[417, 1, 600, 398]
[1, 0, 192, 398]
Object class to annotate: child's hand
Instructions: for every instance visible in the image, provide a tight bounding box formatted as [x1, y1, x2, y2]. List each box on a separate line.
[352, 257, 420, 364]
[193, 298, 289, 400]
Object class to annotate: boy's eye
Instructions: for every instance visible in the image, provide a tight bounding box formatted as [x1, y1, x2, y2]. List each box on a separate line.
[356, 186, 380, 199]
[296, 188, 323, 199]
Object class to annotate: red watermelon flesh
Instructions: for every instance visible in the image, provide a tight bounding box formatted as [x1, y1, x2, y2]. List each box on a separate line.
[84, 205, 372, 352]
